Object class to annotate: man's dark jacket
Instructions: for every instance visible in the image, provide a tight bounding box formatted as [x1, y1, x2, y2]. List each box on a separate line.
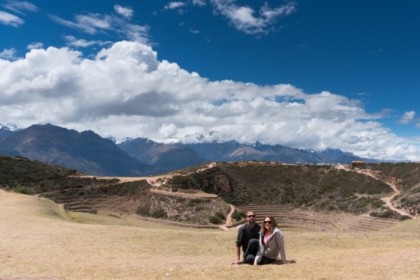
[236, 222, 261, 252]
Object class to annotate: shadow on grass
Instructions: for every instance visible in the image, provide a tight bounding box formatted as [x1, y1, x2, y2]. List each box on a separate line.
[235, 259, 297, 265]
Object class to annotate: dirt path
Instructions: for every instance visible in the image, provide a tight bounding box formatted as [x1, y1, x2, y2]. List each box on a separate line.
[76, 162, 220, 201]
[80, 162, 218, 187]
[365, 173, 414, 219]
[219, 204, 236, 231]
[335, 165, 415, 219]
[150, 188, 218, 199]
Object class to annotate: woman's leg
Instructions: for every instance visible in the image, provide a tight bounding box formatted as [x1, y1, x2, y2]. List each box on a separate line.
[259, 256, 276, 265]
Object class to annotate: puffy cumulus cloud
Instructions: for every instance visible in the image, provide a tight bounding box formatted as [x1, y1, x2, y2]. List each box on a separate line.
[0, 41, 419, 161]
[209, 0, 297, 34]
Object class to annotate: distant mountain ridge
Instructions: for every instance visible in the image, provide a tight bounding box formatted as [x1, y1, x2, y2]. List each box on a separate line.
[0, 124, 371, 176]
[181, 141, 367, 164]
[117, 137, 207, 174]
[0, 124, 17, 140]
[0, 124, 149, 176]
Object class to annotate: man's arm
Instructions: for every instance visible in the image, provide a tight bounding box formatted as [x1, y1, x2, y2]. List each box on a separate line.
[233, 246, 241, 264]
[232, 226, 244, 264]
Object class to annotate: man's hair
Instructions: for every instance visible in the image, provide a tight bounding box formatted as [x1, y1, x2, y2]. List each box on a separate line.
[246, 210, 255, 216]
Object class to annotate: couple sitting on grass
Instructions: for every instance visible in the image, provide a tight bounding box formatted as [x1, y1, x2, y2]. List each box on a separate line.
[233, 210, 293, 266]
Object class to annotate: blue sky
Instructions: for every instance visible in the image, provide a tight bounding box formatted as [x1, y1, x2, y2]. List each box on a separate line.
[0, 0, 419, 161]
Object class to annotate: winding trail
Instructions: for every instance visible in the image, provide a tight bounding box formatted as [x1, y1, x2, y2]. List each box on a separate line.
[219, 204, 236, 231]
[77, 162, 219, 200]
[336, 165, 415, 219]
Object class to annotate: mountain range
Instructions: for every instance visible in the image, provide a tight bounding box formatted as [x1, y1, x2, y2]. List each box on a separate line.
[0, 124, 370, 176]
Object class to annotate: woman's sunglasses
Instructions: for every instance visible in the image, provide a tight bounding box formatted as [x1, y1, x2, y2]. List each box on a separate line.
[264, 220, 272, 224]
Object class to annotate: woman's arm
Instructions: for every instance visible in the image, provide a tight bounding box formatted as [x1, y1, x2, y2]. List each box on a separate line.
[275, 231, 286, 262]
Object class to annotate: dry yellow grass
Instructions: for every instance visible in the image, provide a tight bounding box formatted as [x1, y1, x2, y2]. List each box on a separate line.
[1, 189, 419, 280]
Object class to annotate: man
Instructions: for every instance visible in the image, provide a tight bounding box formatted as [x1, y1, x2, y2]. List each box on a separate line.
[232, 210, 261, 264]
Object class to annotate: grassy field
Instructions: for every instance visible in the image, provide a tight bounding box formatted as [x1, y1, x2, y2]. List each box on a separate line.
[1, 189, 419, 280]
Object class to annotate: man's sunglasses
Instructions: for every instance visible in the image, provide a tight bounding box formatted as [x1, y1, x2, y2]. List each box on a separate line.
[248, 215, 255, 218]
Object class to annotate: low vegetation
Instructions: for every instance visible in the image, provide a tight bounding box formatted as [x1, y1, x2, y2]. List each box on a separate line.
[0, 156, 229, 225]
[168, 162, 411, 216]
[0, 156, 418, 225]
[0, 155, 118, 194]
[365, 163, 420, 216]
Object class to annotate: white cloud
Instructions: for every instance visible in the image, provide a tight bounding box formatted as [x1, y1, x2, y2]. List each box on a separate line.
[0, 41, 419, 161]
[0, 10, 24, 26]
[192, 0, 206, 7]
[400, 111, 416, 124]
[114, 5, 134, 19]
[0, 48, 18, 60]
[64, 35, 111, 48]
[50, 14, 109, 34]
[165, 2, 186, 10]
[209, 0, 296, 34]
[190, 28, 200, 34]
[50, 12, 149, 44]
[2, 1, 38, 14]
[27, 42, 43, 50]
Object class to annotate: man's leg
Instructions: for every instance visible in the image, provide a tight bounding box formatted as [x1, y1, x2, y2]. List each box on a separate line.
[243, 239, 259, 264]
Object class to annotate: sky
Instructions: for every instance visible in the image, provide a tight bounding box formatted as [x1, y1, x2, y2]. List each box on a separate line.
[0, 0, 419, 161]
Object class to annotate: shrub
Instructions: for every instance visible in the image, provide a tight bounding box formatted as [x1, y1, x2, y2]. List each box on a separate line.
[214, 211, 225, 220]
[231, 209, 245, 221]
[208, 215, 224, 224]
[136, 206, 151, 216]
[152, 209, 167, 219]
[13, 185, 33, 195]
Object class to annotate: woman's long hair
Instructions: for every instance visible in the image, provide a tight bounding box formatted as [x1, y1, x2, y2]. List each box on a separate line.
[261, 216, 278, 235]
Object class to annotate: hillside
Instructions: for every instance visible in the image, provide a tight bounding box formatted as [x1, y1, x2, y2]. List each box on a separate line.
[0, 156, 228, 226]
[167, 162, 419, 219]
[0, 156, 417, 230]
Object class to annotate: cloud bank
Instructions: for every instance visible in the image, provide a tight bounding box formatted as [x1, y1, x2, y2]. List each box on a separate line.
[0, 41, 419, 161]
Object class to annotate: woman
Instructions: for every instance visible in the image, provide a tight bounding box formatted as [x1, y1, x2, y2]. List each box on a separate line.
[253, 216, 287, 266]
